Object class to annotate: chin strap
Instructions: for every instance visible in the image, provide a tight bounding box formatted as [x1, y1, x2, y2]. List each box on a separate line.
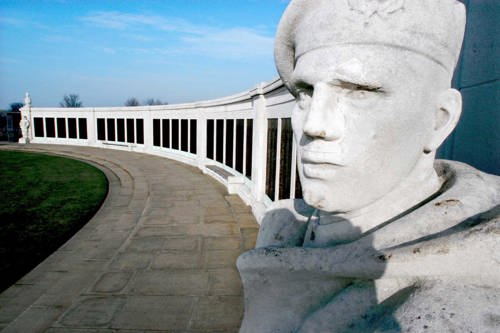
[304, 208, 320, 244]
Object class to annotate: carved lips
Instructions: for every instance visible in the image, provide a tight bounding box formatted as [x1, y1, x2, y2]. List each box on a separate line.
[301, 148, 344, 179]
[301, 149, 344, 165]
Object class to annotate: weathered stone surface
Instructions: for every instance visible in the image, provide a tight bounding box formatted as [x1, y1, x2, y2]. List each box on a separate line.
[129, 271, 209, 295]
[92, 272, 133, 293]
[190, 296, 244, 331]
[45, 329, 114, 333]
[162, 236, 200, 251]
[209, 268, 244, 296]
[60, 297, 126, 327]
[204, 213, 236, 224]
[0, 144, 258, 332]
[127, 236, 165, 252]
[109, 252, 153, 271]
[238, 1, 500, 332]
[204, 237, 242, 250]
[111, 296, 193, 330]
[152, 252, 203, 269]
[1, 306, 63, 333]
[205, 250, 241, 269]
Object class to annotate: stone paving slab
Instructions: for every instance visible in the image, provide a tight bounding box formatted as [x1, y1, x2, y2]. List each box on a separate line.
[0, 144, 259, 333]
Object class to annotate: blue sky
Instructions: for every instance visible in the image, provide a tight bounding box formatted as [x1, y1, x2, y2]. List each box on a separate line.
[0, 0, 290, 108]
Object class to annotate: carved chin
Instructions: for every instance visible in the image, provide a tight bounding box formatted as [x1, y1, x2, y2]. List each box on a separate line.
[302, 189, 328, 210]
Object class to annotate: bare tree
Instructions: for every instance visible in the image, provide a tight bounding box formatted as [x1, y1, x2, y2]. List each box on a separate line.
[9, 102, 23, 113]
[60, 94, 82, 108]
[125, 97, 140, 106]
[145, 98, 165, 106]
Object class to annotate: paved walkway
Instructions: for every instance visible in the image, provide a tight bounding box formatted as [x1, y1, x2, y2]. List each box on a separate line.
[0, 144, 259, 333]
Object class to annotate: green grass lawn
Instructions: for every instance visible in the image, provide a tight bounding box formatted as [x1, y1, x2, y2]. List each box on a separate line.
[0, 150, 108, 292]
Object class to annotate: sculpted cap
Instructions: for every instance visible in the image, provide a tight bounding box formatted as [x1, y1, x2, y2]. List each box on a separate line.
[275, 0, 466, 94]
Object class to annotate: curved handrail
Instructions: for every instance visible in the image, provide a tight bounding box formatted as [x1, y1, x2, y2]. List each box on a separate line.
[20, 77, 300, 222]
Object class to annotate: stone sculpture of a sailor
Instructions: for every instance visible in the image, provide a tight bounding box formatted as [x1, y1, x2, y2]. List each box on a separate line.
[237, 0, 500, 332]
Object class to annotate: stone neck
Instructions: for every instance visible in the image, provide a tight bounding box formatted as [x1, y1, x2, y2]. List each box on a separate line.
[304, 157, 444, 247]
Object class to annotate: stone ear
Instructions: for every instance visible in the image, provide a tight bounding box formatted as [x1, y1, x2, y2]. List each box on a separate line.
[425, 88, 462, 153]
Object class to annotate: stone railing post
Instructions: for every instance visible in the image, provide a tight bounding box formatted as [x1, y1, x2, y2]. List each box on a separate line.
[251, 83, 268, 205]
[88, 108, 97, 146]
[197, 116, 208, 171]
[144, 108, 153, 153]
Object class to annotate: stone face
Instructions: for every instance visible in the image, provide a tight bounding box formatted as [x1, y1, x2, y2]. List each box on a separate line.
[238, 0, 500, 332]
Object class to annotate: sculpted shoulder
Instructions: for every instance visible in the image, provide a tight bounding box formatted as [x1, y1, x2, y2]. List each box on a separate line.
[255, 199, 313, 248]
[257, 160, 500, 252]
[370, 160, 500, 249]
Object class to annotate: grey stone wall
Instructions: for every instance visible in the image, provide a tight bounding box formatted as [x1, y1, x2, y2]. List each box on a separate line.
[439, 0, 499, 175]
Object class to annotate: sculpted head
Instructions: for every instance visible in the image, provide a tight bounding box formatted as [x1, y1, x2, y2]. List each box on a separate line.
[275, 0, 466, 213]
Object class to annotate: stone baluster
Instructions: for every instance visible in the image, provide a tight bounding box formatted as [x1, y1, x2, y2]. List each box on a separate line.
[250, 82, 269, 219]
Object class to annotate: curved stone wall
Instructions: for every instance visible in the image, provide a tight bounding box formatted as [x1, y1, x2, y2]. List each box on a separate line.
[22, 78, 298, 222]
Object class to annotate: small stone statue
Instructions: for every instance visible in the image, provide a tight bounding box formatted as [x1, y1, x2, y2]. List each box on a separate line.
[237, 0, 499, 332]
[19, 115, 30, 143]
[19, 92, 31, 144]
[20, 115, 29, 137]
[24, 92, 31, 107]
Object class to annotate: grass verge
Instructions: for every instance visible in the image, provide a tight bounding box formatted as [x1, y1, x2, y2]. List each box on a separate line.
[0, 150, 108, 292]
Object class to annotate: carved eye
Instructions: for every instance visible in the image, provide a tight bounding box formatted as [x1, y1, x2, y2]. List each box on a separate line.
[297, 88, 313, 110]
[341, 82, 383, 102]
[346, 89, 369, 100]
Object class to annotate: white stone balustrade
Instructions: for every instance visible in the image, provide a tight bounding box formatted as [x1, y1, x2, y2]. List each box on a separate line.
[22, 78, 298, 222]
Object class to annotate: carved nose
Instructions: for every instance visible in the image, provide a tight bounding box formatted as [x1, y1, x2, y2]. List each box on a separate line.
[303, 84, 345, 140]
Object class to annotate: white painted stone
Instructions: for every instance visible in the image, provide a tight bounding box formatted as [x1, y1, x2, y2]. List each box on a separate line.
[227, 176, 246, 195]
[19, 116, 29, 142]
[24, 92, 31, 107]
[19, 93, 31, 144]
[25, 77, 296, 220]
[238, 0, 500, 332]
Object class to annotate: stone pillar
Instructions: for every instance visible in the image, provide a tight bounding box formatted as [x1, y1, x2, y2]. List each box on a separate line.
[143, 108, 153, 153]
[197, 117, 208, 171]
[88, 108, 97, 146]
[250, 83, 268, 218]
